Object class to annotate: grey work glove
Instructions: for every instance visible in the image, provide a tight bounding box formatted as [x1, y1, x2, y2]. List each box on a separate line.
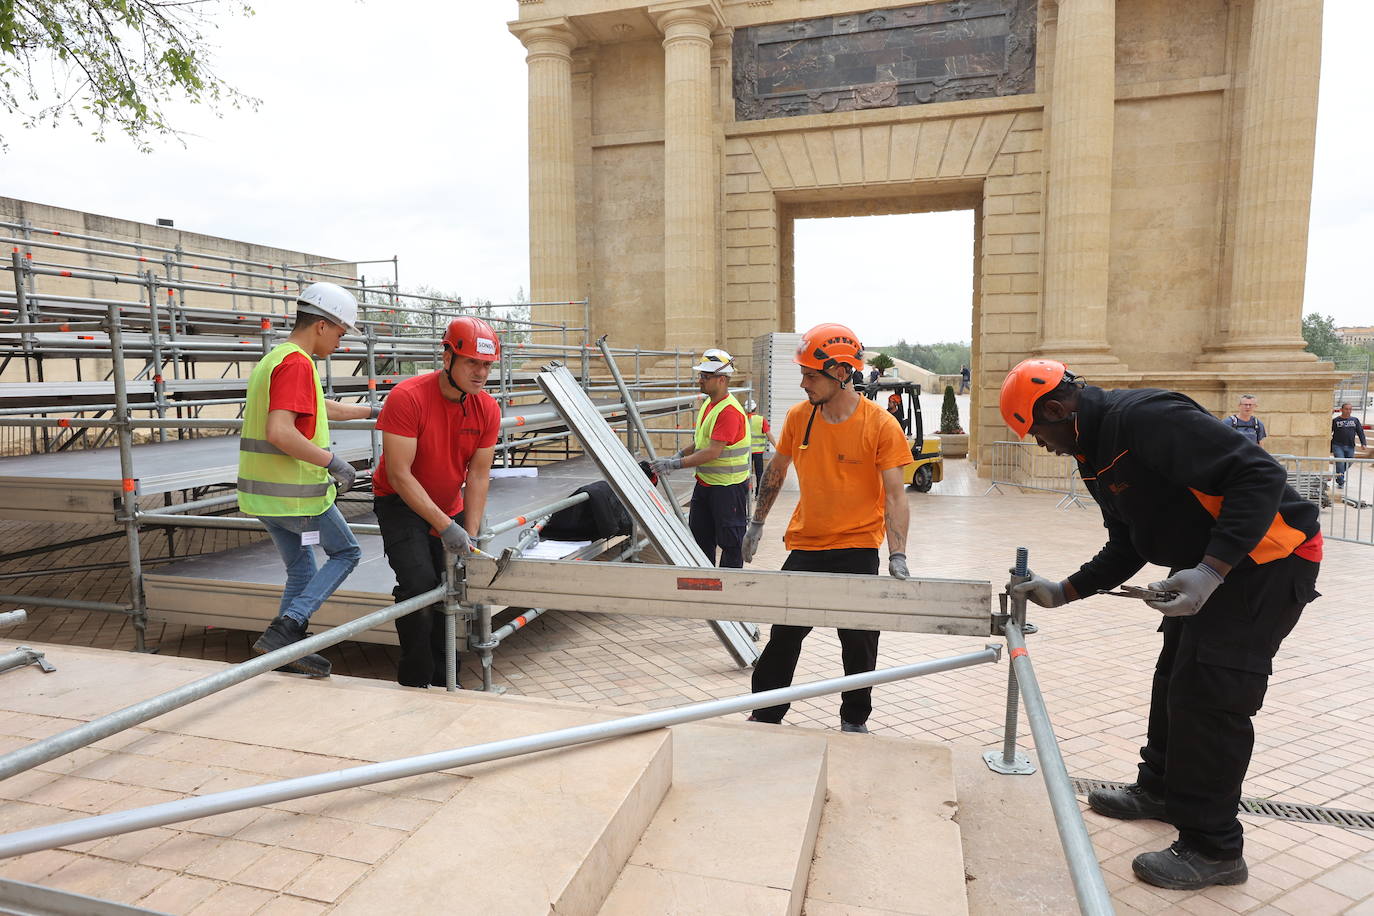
[1011, 573, 1068, 608]
[439, 522, 473, 555]
[650, 455, 684, 476]
[324, 453, 356, 495]
[1145, 563, 1224, 617]
[888, 552, 909, 580]
[742, 519, 765, 564]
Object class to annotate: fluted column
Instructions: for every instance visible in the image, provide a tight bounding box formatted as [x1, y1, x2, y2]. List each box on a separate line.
[653, 5, 719, 352]
[512, 20, 581, 333]
[1216, 0, 1323, 362]
[1038, 0, 1120, 367]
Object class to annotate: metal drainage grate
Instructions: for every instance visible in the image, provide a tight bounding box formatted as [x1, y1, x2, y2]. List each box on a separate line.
[1070, 777, 1374, 831]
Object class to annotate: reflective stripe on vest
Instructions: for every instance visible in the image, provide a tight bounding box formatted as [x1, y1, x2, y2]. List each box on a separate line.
[237, 341, 334, 517]
[695, 395, 751, 485]
[749, 413, 767, 453]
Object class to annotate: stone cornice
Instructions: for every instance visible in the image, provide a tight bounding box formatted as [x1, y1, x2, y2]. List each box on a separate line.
[648, 0, 726, 34]
[508, 15, 583, 52]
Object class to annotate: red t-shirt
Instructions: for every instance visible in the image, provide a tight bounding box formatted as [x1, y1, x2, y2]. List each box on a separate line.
[268, 351, 319, 439]
[372, 372, 501, 516]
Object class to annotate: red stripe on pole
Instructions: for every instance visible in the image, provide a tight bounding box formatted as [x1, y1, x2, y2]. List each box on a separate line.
[367, 379, 377, 389]
[1010, 647, 1027, 660]
[515, 416, 525, 426]
[260, 318, 270, 329]
[122, 479, 136, 492]
[59, 271, 71, 277]
[154, 375, 163, 383]
[77, 335, 93, 340]
[58, 418, 70, 428]
[58, 324, 69, 331]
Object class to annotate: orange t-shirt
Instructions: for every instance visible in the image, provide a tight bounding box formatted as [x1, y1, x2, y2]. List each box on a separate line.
[777, 396, 912, 550]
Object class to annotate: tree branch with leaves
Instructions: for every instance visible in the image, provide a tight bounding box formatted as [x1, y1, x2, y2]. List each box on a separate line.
[0, 0, 258, 150]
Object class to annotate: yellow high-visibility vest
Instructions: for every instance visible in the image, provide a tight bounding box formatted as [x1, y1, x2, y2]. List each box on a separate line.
[749, 413, 767, 454]
[236, 342, 334, 516]
[694, 395, 751, 486]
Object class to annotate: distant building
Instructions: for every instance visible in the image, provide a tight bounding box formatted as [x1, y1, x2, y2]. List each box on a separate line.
[1337, 326, 1374, 348]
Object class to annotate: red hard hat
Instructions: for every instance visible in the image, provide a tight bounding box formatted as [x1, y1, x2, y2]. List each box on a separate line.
[442, 316, 500, 363]
[795, 322, 864, 375]
[999, 358, 1069, 437]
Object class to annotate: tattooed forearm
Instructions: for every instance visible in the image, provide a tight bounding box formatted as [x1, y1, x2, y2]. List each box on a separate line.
[753, 459, 787, 522]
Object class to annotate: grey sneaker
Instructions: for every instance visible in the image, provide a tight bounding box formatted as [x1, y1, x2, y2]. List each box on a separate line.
[1087, 783, 1167, 821]
[252, 616, 331, 678]
[1132, 840, 1247, 890]
[840, 720, 869, 734]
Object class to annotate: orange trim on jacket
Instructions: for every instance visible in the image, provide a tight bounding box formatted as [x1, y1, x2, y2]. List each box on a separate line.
[1189, 489, 1308, 565]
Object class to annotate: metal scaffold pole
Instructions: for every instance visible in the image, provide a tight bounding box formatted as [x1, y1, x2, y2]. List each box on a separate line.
[106, 303, 148, 651]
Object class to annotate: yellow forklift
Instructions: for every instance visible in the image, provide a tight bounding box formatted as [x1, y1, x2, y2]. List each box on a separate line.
[872, 380, 944, 492]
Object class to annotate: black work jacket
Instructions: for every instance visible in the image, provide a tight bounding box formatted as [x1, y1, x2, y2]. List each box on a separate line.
[1065, 387, 1319, 598]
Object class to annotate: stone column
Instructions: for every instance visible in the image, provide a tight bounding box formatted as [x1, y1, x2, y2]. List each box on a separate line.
[1215, 0, 1323, 364]
[512, 20, 581, 334]
[1038, 0, 1120, 368]
[653, 4, 719, 353]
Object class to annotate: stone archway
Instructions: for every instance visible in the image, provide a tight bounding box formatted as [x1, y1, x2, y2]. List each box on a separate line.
[511, 0, 1337, 459]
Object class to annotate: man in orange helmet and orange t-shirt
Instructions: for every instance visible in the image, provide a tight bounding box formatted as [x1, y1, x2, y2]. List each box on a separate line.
[742, 322, 911, 734]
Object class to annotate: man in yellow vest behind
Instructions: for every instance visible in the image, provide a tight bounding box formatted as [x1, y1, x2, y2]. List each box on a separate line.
[237, 282, 378, 676]
[652, 348, 752, 567]
[745, 398, 778, 492]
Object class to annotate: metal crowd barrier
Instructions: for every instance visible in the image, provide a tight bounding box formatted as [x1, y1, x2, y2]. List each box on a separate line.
[983, 440, 1089, 509]
[1273, 452, 1374, 546]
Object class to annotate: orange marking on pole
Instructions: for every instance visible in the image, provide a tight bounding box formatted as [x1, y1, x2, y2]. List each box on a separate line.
[515, 416, 525, 426]
[517, 516, 527, 525]
[514, 615, 527, 627]
[77, 335, 93, 340]
[1010, 647, 1027, 660]
[260, 318, 270, 329]
[367, 379, 377, 389]
[58, 418, 70, 428]
[154, 375, 163, 383]
[59, 270, 71, 277]
[122, 479, 136, 492]
[59, 324, 69, 331]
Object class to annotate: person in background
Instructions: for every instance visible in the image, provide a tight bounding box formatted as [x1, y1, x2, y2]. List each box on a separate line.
[1331, 402, 1367, 489]
[238, 282, 376, 677]
[1223, 395, 1267, 450]
[652, 348, 751, 568]
[744, 398, 778, 491]
[958, 364, 971, 395]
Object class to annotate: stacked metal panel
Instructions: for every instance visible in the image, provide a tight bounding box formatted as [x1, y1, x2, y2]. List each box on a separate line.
[752, 332, 805, 491]
[537, 365, 760, 667]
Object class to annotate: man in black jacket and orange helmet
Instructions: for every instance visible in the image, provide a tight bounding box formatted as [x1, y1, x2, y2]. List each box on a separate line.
[999, 358, 1322, 892]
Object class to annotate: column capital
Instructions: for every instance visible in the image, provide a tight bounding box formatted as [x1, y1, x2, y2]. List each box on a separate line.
[509, 16, 580, 60]
[649, 1, 724, 38]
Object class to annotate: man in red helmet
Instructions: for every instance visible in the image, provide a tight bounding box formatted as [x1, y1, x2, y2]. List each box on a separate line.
[373, 316, 501, 688]
[742, 322, 912, 733]
[998, 358, 1322, 891]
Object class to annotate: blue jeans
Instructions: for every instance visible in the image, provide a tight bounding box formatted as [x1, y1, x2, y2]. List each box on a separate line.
[1333, 444, 1356, 487]
[260, 504, 362, 625]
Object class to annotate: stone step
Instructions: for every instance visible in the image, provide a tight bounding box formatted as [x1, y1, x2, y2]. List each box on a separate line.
[0, 643, 672, 916]
[598, 721, 828, 916]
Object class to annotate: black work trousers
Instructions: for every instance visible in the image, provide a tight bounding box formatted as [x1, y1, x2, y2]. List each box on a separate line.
[688, 480, 748, 568]
[751, 547, 881, 725]
[374, 493, 466, 689]
[1136, 552, 1319, 859]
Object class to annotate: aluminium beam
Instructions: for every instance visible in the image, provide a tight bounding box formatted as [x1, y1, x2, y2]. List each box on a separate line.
[465, 555, 993, 636]
[537, 364, 760, 666]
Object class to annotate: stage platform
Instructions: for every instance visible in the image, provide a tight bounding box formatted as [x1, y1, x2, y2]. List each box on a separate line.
[143, 455, 693, 644]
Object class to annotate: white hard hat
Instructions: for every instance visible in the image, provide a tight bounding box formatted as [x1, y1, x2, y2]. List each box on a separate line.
[296, 282, 360, 334]
[691, 348, 734, 376]
[745, 399, 757, 412]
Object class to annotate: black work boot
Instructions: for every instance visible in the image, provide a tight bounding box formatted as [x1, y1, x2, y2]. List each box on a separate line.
[1087, 783, 1168, 822]
[252, 615, 331, 678]
[840, 720, 870, 734]
[1132, 840, 1247, 890]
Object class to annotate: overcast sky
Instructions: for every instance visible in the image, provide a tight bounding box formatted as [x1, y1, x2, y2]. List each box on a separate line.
[1, 2, 1368, 346]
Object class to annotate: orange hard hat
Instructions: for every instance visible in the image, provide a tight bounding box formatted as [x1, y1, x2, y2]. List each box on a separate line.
[795, 322, 864, 376]
[999, 358, 1070, 437]
[442, 316, 500, 363]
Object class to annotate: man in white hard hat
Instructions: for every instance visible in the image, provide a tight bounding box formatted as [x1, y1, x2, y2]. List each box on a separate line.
[237, 281, 379, 676]
[652, 348, 751, 568]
